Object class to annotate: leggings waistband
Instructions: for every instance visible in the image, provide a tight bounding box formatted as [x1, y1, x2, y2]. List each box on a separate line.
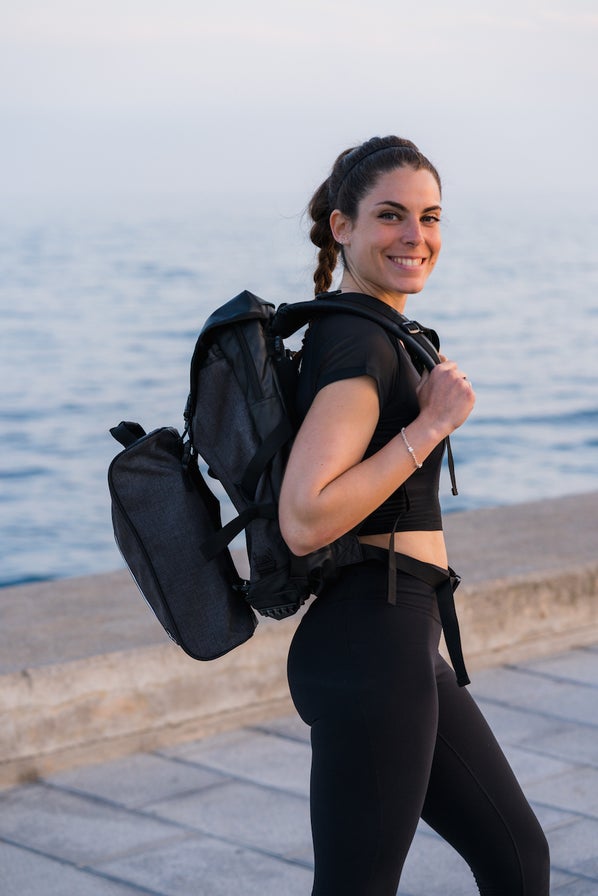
[358, 545, 470, 688]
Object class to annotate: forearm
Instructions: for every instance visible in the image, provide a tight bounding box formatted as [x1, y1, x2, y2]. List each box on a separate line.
[280, 414, 446, 556]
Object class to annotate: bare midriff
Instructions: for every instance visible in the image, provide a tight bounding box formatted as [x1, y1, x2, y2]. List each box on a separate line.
[358, 530, 448, 570]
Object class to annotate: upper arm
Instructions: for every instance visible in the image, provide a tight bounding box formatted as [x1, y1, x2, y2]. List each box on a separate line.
[278, 315, 400, 551]
[280, 374, 380, 511]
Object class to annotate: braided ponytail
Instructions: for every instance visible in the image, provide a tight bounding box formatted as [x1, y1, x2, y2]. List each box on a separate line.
[307, 148, 355, 296]
[308, 180, 340, 296]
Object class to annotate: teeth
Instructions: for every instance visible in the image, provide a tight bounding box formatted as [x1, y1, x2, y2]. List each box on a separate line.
[391, 257, 423, 266]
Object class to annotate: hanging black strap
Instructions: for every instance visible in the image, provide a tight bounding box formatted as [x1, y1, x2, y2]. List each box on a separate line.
[446, 437, 458, 497]
[200, 503, 277, 561]
[435, 574, 470, 687]
[360, 544, 470, 688]
[240, 418, 294, 500]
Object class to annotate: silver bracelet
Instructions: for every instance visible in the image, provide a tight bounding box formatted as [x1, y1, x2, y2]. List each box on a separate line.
[400, 427, 422, 470]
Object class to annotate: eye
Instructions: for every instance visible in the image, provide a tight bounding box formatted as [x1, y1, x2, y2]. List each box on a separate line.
[378, 211, 401, 221]
[421, 214, 441, 225]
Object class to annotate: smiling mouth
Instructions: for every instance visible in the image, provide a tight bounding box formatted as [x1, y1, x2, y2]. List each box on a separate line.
[390, 256, 424, 267]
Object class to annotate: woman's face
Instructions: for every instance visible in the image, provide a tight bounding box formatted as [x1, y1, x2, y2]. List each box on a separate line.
[331, 165, 442, 310]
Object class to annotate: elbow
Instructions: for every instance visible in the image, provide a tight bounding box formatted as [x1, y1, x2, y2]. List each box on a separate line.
[279, 508, 327, 558]
[279, 481, 336, 556]
[279, 519, 317, 558]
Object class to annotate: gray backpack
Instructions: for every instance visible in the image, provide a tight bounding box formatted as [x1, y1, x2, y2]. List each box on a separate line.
[108, 290, 454, 660]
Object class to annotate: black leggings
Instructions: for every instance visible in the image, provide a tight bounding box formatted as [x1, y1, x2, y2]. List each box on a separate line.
[287, 558, 550, 895]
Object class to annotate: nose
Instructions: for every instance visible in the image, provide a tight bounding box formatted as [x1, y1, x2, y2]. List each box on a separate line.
[401, 216, 423, 246]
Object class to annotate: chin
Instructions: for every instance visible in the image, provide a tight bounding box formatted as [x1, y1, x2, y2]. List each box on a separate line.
[400, 282, 426, 296]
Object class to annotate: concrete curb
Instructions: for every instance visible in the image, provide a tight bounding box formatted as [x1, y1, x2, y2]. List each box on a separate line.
[0, 620, 297, 789]
[2, 492, 597, 789]
[456, 561, 598, 663]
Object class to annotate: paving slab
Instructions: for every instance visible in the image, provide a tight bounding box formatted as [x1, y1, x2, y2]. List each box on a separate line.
[553, 879, 598, 895]
[547, 816, 598, 878]
[0, 783, 188, 867]
[518, 725, 598, 769]
[0, 842, 144, 896]
[524, 766, 598, 817]
[515, 650, 598, 687]
[467, 698, 573, 746]
[95, 834, 312, 896]
[45, 753, 225, 810]
[143, 778, 312, 863]
[531, 804, 581, 835]
[493, 743, 574, 787]
[398, 825, 474, 895]
[158, 728, 311, 797]
[471, 666, 598, 726]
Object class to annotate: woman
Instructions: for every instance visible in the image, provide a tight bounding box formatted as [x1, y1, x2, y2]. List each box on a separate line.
[279, 136, 550, 895]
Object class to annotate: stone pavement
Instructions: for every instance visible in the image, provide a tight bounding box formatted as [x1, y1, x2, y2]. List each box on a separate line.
[1, 644, 597, 895]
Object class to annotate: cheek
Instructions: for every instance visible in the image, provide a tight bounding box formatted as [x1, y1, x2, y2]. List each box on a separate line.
[427, 242, 441, 268]
[427, 248, 440, 273]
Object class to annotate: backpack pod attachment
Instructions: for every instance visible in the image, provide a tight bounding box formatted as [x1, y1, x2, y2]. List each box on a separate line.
[108, 422, 257, 660]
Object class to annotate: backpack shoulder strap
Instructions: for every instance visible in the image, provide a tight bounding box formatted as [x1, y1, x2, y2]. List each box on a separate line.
[271, 291, 441, 372]
[271, 291, 458, 496]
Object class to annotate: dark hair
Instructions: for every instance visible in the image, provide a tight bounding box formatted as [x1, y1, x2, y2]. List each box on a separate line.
[308, 135, 441, 296]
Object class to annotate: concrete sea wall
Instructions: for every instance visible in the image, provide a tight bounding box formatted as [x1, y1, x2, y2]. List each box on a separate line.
[1, 492, 597, 789]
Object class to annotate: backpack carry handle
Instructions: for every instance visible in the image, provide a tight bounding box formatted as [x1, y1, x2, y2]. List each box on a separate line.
[110, 421, 147, 448]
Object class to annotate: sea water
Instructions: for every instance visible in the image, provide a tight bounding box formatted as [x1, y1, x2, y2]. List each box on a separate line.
[1, 194, 597, 587]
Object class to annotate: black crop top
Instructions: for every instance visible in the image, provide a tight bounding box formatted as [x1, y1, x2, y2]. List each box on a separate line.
[296, 298, 444, 533]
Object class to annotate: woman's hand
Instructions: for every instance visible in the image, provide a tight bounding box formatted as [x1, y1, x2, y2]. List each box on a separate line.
[416, 360, 475, 436]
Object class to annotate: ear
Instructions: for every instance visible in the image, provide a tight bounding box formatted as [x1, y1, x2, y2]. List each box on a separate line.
[330, 208, 352, 245]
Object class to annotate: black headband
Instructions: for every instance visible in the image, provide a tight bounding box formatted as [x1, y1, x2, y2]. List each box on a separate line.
[335, 144, 399, 194]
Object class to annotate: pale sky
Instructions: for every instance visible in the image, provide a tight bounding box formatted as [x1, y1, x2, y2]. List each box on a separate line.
[2, 0, 596, 208]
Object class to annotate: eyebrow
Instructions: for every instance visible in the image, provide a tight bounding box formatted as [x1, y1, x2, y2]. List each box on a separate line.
[375, 201, 442, 214]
